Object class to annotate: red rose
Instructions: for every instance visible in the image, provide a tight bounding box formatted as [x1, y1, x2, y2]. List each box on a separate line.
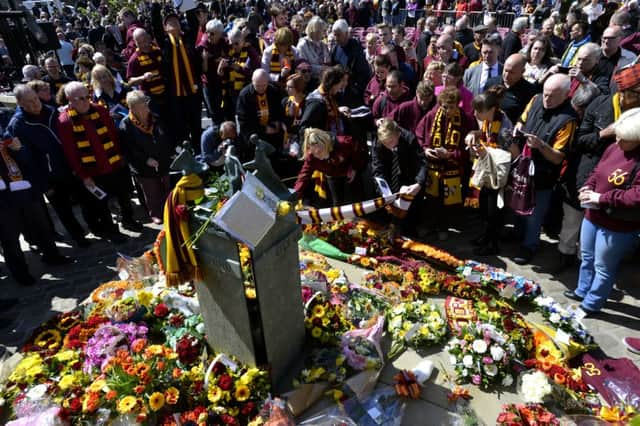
[169, 313, 185, 327]
[218, 374, 233, 390]
[241, 402, 255, 416]
[175, 204, 189, 220]
[154, 303, 170, 318]
[220, 414, 239, 425]
[68, 397, 81, 412]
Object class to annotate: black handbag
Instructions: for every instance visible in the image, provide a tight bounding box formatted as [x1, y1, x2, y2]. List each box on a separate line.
[605, 160, 640, 222]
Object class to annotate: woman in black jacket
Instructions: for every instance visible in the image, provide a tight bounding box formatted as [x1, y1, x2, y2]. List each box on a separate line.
[119, 90, 172, 224]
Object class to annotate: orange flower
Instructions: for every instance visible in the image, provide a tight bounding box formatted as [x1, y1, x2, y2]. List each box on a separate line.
[106, 390, 118, 400]
[132, 339, 147, 353]
[135, 362, 150, 377]
[165, 387, 179, 405]
[172, 368, 182, 379]
[126, 366, 137, 376]
[553, 373, 566, 385]
[134, 385, 146, 395]
[157, 361, 165, 370]
[82, 392, 100, 413]
[540, 361, 552, 371]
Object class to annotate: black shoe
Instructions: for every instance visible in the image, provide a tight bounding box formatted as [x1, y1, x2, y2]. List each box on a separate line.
[513, 247, 533, 265]
[108, 231, 128, 244]
[470, 235, 488, 247]
[121, 220, 143, 233]
[580, 305, 599, 317]
[551, 254, 577, 274]
[15, 274, 36, 286]
[42, 254, 74, 265]
[73, 236, 91, 248]
[473, 243, 499, 256]
[563, 290, 583, 302]
[0, 298, 19, 310]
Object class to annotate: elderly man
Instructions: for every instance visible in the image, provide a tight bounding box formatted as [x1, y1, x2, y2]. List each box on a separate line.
[541, 17, 566, 58]
[570, 43, 610, 95]
[57, 82, 137, 242]
[200, 121, 242, 169]
[463, 25, 488, 64]
[150, 5, 201, 151]
[512, 74, 577, 264]
[21, 65, 41, 83]
[552, 64, 640, 272]
[127, 28, 167, 119]
[416, 16, 438, 67]
[331, 19, 371, 107]
[502, 17, 529, 60]
[42, 57, 72, 101]
[485, 54, 540, 124]
[424, 34, 463, 70]
[597, 26, 637, 85]
[6, 85, 89, 247]
[463, 36, 503, 96]
[236, 69, 284, 151]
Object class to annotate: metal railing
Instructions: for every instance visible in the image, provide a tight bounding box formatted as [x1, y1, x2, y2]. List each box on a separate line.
[398, 9, 522, 30]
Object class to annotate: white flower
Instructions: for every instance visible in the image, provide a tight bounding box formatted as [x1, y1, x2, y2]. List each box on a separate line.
[520, 371, 552, 403]
[196, 323, 205, 334]
[462, 368, 469, 377]
[484, 364, 498, 377]
[472, 339, 488, 354]
[449, 337, 460, 347]
[449, 356, 458, 365]
[490, 345, 505, 361]
[462, 355, 474, 368]
[502, 375, 514, 387]
[549, 313, 561, 324]
[26, 384, 48, 400]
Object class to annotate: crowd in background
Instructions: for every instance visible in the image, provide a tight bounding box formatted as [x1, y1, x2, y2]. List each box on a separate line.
[0, 0, 639, 316]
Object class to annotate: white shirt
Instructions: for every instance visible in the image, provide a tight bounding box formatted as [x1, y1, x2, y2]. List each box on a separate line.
[480, 63, 499, 90]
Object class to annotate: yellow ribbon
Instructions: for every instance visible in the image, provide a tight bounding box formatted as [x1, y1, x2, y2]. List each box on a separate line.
[613, 92, 622, 121]
[599, 405, 634, 423]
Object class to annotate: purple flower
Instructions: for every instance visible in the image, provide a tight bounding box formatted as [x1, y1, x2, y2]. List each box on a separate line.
[472, 375, 481, 385]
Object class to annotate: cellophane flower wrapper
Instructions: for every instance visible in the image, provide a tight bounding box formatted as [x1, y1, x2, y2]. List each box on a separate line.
[341, 315, 385, 371]
[533, 297, 595, 348]
[342, 387, 405, 426]
[457, 261, 541, 301]
[254, 397, 296, 426]
[345, 285, 390, 326]
[6, 406, 66, 426]
[387, 300, 447, 359]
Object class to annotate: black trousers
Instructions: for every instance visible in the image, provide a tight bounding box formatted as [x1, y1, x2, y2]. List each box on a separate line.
[479, 188, 504, 245]
[169, 93, 203, 154]
[46, 176, 87, 240]
[0, 191, 58, 282]
[80, 168, 135, 235]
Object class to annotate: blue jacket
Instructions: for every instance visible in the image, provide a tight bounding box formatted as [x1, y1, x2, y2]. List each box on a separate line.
[5, 105, 72, 192]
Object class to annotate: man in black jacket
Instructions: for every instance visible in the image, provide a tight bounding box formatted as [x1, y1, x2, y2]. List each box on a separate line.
[331, 19, 372, 107]
[372, 118, 427, 235]
[150, 4, 202, 152]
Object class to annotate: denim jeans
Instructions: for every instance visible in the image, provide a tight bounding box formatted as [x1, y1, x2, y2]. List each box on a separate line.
[518, 189, 552, 250]
[576, 218, 639, 311]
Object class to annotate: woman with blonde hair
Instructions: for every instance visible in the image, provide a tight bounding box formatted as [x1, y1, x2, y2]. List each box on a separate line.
[91, 64, 129, 123]
[293, 128, 365, 206]
[297, 16, 330, 80]
[119, 90, 171, 224]
[262, 27, 299, 84]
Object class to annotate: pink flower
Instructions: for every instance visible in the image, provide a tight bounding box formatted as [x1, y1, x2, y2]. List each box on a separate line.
[483, 357, 493, 364]
[472, 375, 481, 385]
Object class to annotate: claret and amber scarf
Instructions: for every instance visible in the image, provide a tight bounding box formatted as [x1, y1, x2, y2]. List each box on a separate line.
[68, 106, 120, 169]
[430, 106, 463, 150]
[128, 112, 154, 135]
[168, 33, 197, 97]
[163, 174, 204, 286]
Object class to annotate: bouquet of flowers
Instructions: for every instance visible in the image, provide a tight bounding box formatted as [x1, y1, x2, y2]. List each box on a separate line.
[446, 322, 517, 390]
[103, 297, 144, 323]
[296, 347, 350, 385]
[345, 285, 390, 325]
[340, 316, 385, 371]
[474, 297, 533, 360]
[304, 293, 353, 346]
[496, 403, 560, 426]
[457, 261, 541, 301]
[83, 322, 149, 373]
[533, 296, 594, 346]
[387, 300, 447, 359]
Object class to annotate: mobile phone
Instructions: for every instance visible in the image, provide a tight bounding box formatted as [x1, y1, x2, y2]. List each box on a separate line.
[513, 128, 527, 144]
[557, 66, 571, 74]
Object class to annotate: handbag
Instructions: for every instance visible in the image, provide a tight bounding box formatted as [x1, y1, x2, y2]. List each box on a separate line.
[605, 160, 640, 222]
[504, 143, 536, 216]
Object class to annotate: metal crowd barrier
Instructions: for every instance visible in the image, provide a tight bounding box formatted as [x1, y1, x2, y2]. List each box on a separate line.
[399, 9, 520, 30]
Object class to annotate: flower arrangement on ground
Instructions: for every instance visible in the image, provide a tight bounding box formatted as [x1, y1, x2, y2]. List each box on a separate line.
[387, 300, 447, 359]
[304, 293, 353, 346]
[496, 403, 560, 426]
[446, 322, 517, 390]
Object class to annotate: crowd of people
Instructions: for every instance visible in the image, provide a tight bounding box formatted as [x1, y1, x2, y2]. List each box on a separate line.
[0, 0, 639, 318]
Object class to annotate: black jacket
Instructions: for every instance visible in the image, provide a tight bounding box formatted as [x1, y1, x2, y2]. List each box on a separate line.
[501, 31, 522, 61]
[485, 76, 540, 125]
[331, 38, 371, 107]
[236, 83, 284, 142]
[372, 128, 428, 189]
[118, 115, 171, 178]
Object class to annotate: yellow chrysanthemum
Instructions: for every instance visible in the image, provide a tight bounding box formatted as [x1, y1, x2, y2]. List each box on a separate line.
[26, 365, 44, 378]
[165, 387, 180, 405]
[235, 385, 251, 402]
[245, 287, 256, 299]
[148, 392, 165, 411]
[326, 269, 341, 282]
[208, 385, 223, 403]
[58, 374, 76, 390]
[117, 395, 138, 414]
[137, 291, 153, 307]
[54, 350, 77, 363]
[88, 379, 107, 393]
[145, 345, 165, 356]
[311, 305, 325, 318]
[311, 327, 322, 338]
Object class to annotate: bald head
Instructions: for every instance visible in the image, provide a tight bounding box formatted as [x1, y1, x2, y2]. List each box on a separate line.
[602, 26, 622, 57]
[133, 28, 152, 52]
[503, 54, 526, 87]
[252, 69, 269, 94]
[543, 74, 571, 109]
[442, 25, 455, 38]
[436, 34, 454, 62]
